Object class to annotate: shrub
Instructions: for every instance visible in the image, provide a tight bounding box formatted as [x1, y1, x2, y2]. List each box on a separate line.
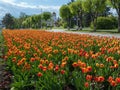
[62, 22, 68, 28]
[91, 16, 118, 29]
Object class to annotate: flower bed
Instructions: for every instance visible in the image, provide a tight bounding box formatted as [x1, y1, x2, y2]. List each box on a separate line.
[2, 30, 120, 90]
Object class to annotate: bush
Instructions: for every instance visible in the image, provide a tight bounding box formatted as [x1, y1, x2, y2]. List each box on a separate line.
[62, 21, 74, 28]
[62, 22, 68, 28]
[91, 16, 118, 29]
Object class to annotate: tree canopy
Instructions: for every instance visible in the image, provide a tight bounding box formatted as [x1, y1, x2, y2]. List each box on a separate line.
[108, 0, 120, 32]
[60, 5, 72, 19]
[82, 0, 107, 31]
[42, 12, 52, 21]
[2, 13, 15, 29]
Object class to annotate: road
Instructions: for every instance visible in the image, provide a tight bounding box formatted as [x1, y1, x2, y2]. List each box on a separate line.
[47, 29, 120, 38]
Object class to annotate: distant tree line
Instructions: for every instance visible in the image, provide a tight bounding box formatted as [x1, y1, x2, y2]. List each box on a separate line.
[59, 0, 120, 32]
[2, 0, 120, 32]
[2, 12, 52, 29]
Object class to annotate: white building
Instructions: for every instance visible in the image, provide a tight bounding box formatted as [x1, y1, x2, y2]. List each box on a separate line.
[0, 20, 4, 28]
[0, 20, 2, 28]
[52, 12, 57, 27]
[46, 12, 57, 27]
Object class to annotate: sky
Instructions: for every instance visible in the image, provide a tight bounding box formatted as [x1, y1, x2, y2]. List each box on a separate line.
[0, 0, 72, 20]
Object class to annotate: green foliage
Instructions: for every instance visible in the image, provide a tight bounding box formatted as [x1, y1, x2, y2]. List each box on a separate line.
[83, 0, 106, 13]
[22, 14, 41, 28]
[62, 22, 68, 28]
[83, 12, 92, 27]
[60, 5, 72, 19]
[91, 16, 118, 29]
[2, 13, 15, 29]
[60, 5, 72, 29]
[83, 0, 107, 31]
[108, 0, 120, 32]
[107, 0, 120, 11]
[42, 12, 52, 21]
[69, 0, 82, 16]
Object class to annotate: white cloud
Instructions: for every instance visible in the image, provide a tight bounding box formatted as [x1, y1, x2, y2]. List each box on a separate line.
[0, 0, 60, 19]
[0, 0, 60, 10]
[0, 6, 8, 19]
[0, 6, 7, 11]
[0, 0, 16, 4]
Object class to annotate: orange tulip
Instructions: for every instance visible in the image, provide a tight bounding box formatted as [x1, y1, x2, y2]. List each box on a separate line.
[108, 76, 113, 83]
[60, 70, 65, 74]
[115, 77, 120, 84]
[98, 76, 105, 82]
[87, 66, 92, 72]
[42, 66, 47, 71]
[81, 68, 88, 73]
[84, 82, 89, 88]
[86, 75, 92, 81]
[72, 62, 78, 67]
[37, 72, 43, 77]
[54, 65, 59, 72]
[110, 80, 117, 87]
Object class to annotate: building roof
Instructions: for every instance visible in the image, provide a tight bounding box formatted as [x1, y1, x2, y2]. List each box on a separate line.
[52, 12, 56, 15]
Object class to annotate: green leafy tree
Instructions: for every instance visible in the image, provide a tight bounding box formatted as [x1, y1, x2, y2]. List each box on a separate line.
[71, 0, 74, 2]
[83, 12, 92, 27]
[22, 14, 41, 29]
[108, 0, 120, 32]
[2, 13, 15, 29]
[60, 5, 72, 30]
[14, 12, 29, 29]
[41, 12, 52, 28]
[19, 12, 29, 28]
[101, 6, 111, 17]
[42, 12, 52, 21]
[70, 0, 83, 30]
[83, 0, 107, 31]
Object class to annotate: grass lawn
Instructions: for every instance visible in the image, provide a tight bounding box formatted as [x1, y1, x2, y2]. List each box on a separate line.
[65, 27, 119, 34]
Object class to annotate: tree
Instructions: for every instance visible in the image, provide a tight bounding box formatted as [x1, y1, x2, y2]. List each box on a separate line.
[83, 12, 92, 27]
[19, 12, 29, 28]
[13, 12, 29, 29]
[71, 0, 74, 2]
[70, 0, 83, 30]
[83, 0, 107, 31]
[42, 12, 52, 21]
[108, 0, 120, 32]
[60, 5, 72, 30]
[101, 6, 111, 17]
[22, 14, 41, 29]
[2, 13, 15, 29]
[41, 12, 52, 28]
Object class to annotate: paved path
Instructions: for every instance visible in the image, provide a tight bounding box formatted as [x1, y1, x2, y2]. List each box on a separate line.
[47, 29, 120, 38]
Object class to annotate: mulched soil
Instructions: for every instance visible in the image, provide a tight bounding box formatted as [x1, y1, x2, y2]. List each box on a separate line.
[0, 60, 11, 90]
[0, 34, 12, 90]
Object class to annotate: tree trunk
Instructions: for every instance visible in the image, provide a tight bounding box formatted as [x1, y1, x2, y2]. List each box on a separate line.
[118, 9, 120, 33]
[93, 13, 98, 32]
[69, 17, 71, 30]
[76, 15, 79, 30]
[77, 11, 82, 30]
[68, 17, 70, 30]
[79, 12, 82, 30]
[91, 13, 95, 31]
[93, 18, 97, 32]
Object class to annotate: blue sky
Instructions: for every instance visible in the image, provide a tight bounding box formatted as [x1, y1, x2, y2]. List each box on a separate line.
[0, 0, 71, 19]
